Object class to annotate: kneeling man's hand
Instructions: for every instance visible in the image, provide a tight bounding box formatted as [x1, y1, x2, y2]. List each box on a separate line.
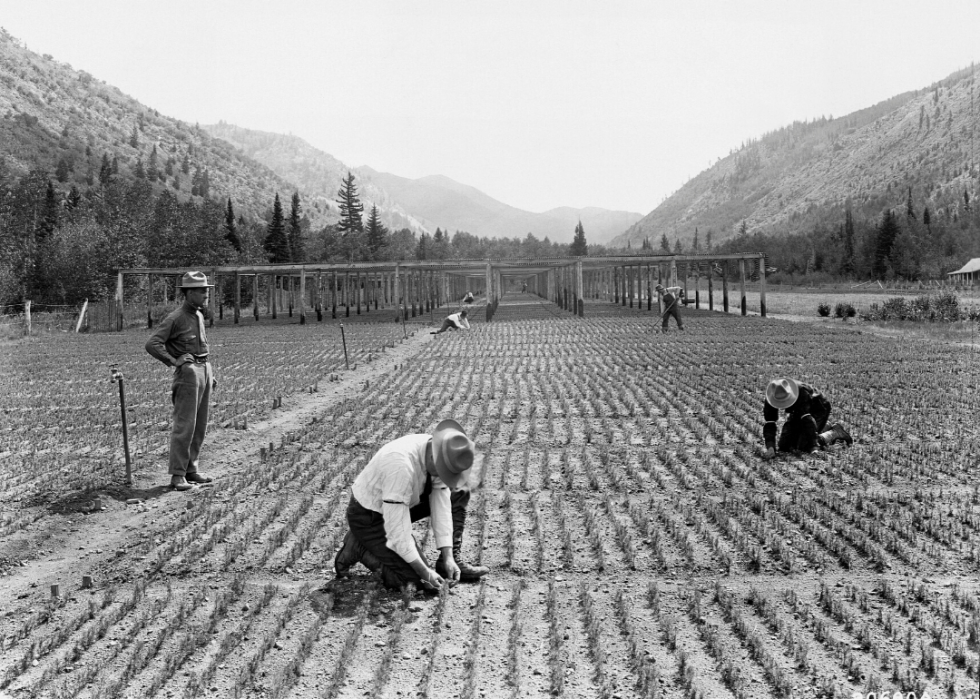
[438, 551, 460, 586]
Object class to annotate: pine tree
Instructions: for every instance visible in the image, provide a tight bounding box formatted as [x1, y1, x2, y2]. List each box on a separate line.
[288, 192, 304, 261]
[416, 232, 430, 260]
[336, 171, 364, 261]
[906, 187, 916, 220]
[129, 125, 139, 149]
[659, 232, 671, 253]
[365, 204, 389, 260]
[842, 208, 855, 274]
[181, 152, 190, 175]
[39, 180, 59, 239]
[134, 158, 146, 180]
[673, 238, 683, 254]
[99, 153, 112, 186]
[873, 209, 900, 278]
[922, 206, 931, 227]
[263, 193, 290, 262]
[570, 220, 588, 256]
[55, 157, 71, 183]
[225, 199, 242, 252]
[692, 227, 700, 253]
[66, 185, 82, 212]
[147, 145, 159, 181]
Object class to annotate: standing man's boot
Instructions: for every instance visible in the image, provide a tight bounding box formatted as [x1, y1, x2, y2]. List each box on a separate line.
[818, 423, 853, 448]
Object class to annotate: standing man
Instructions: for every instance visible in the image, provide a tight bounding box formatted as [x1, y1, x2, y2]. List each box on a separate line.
[431, 308, 470, 334]
[145, 271, 217, 491]
[655, 283, 685, 332]
[762, 378, 853, 459]
[334, 419, 490, 591]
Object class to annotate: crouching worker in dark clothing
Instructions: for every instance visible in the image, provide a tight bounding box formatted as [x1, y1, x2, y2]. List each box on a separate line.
[655, 283, 684, 332]
[763, 378, 853, 459]
[334, 419, 489, 591]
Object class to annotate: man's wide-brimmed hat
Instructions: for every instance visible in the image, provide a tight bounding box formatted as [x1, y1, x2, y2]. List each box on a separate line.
[178, 271, 214, 289]
[655, 283, 665, 291]
[766, 378, 799, 410]
[431, 419, 475, 489]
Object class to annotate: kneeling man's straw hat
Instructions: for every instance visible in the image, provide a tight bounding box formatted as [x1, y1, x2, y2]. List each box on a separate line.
[431, 419, 475, 489]
[766, 378, 799, 410]
[178, 271, 214, 289]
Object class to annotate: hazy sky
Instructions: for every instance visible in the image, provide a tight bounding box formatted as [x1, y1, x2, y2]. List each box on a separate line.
[1, 0, 978, 215]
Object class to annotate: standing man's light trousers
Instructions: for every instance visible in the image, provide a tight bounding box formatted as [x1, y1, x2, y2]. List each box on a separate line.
[169, 362, 211, 477]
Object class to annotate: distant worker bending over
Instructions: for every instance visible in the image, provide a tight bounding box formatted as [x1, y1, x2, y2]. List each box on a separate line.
[431, 309, 470, 335]
[762, 378, 853, 459]
[655, 283, 685, 332]
[462, 291, 474, 304]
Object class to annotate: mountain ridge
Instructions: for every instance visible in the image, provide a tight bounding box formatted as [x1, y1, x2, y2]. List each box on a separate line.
[615, 65, 979, 249]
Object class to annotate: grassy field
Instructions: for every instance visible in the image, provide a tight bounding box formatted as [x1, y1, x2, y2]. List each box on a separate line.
[1, 293, 978, 699]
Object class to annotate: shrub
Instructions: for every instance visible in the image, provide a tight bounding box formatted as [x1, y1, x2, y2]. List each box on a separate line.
[833, 302, 855, 319]
[817, 303, 831, 317]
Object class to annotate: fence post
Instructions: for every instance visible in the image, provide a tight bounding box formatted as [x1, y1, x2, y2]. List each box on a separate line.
[24, 300, 31, 336]
[75, 299, 89, 333]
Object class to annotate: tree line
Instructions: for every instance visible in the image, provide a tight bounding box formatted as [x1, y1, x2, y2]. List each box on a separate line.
[0, 164, 598, 307]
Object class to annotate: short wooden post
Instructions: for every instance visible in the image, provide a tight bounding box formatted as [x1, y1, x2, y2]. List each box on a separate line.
[234, 272, 241, 324]
[576, 259, 584, 316]
[722, 261, 729, 313]
[739, 258, 747, 316]
[316, 272, 323, 321]
[75, 299, 89, 333]
[115, 271, 124, 331]
[146, 274, 153, 328]
[253, 274, 260, 321]
[708, 263, 714, 311]
[356, 271, 362, 315]
[758, 253, 767, 317]
[332, 270, 338, 319]
[209, 268, 216, 326]
[345, 271, 351, 317]
[217, 276, 223, 320]
[270, 274, 277, 319]
[299, 268, 307, 324]
[695, 264, 701, 309]
[684, 263, 690, 306]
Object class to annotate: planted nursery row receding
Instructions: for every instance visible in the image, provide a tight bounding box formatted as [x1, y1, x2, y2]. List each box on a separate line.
[1, 294, 978, 699]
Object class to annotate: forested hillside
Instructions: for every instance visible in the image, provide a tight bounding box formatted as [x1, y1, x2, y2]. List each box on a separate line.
[0, 30, 602, 307]
[618, 66, 980, 281]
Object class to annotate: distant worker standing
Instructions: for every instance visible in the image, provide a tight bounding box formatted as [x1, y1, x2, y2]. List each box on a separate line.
[145, 271, 217, 491]
[762, 378, 853, 459]
[431, 309, 470, 334]
[521, 281, 527, 293]
[655, 283, 685, 332]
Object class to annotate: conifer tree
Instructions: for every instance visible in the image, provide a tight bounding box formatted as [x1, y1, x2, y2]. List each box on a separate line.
[99, 153, 112, 186]
[288, 192, 303, 261]
[873, 209, 900, 278]
[841, 208, 855, 274]
[225, 199, 241, 252]
[147, 145, 159, 181]
[263, 193, 290, 262]
[660, 232, 671, 253]
[365, 204, 389, 260]
[39, 180, 59, 240]
[336, 171, 364, 261]
[570, 220, 588, 256]
[692, 227, 700, 253]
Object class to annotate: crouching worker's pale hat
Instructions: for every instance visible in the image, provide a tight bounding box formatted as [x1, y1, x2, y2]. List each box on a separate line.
[766, 378, 799, 410]
[178, 271, 214, 289]
[431, 419, 475, 489]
